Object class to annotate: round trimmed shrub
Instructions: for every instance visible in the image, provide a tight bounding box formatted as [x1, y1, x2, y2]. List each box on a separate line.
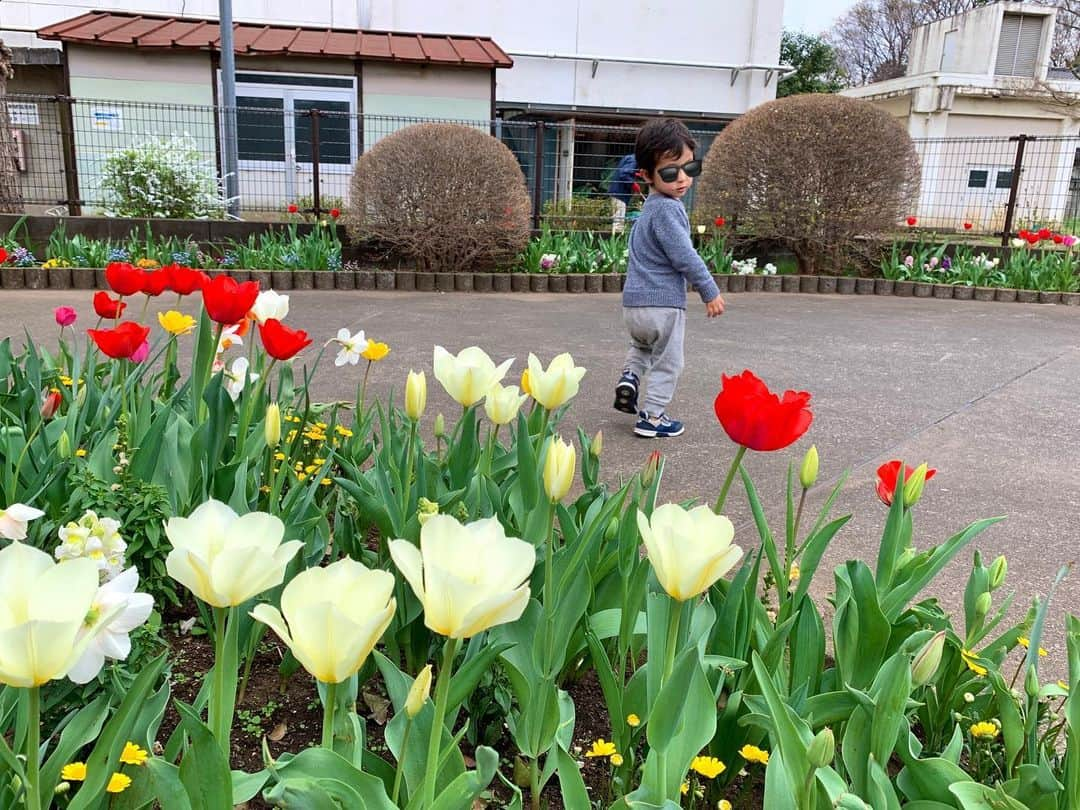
[696, 95, 919, 274]
[346, 123, 531, 273]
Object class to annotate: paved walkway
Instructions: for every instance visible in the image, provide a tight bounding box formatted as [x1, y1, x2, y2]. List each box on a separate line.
[7, 289, 1080, 674]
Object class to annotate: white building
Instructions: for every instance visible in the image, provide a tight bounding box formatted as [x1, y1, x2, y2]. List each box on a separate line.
[842, 2, 1080, 231]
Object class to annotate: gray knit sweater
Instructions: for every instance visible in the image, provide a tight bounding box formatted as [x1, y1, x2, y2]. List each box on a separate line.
[622, 193, 720, 309]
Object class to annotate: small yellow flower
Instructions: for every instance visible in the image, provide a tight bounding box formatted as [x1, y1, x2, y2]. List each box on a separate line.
[75, 448, 87, 457]
[61, 762, 87, 782]
[320, 478, 333, 486]
[719, 802, 733, 810]
[1017, 637, 1048, 657]
[681, 782, 689, 795]
[288, 415, 302, 423]
[739, 744, 770, 765]
[789, 563, 801, 581]
[304, 464, 318, 474]
[286, 429, 298, 441]
[961, 649, 988, 677]
[274, 452, 286, 461]
[313, 457, 326, 465]
[158, 311, 196, 336]
[335, 425, 353, 438]
[259, 485, 271, 493]
[691, 755, 726, 779]
[315, 421, 328, 429]
[106, 772, 132, 793]
[585, 739, 617, 758]
[362, 340, 390, 361]
[970, 721, 999, 740]
[297, 472, 308, 482]
[120, 741, 148, 766]
[626, 713, 641, 728]
[59, 375, 74, 386]
[609, 753, 623, 766]
[135, 258, 159, 269]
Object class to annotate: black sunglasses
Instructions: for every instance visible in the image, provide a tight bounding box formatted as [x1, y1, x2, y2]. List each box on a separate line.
[656, 159, 702, 183]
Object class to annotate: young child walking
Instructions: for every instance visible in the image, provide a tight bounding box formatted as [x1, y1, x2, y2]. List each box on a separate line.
[613, 118, 725, 437]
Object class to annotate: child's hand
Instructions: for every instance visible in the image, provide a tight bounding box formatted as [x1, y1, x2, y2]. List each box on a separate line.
[705, 294, 725, 318]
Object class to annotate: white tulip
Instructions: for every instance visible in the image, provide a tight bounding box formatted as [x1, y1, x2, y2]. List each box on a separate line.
[637, 504, 743, 602]
[250, 290, 290, 325]
[433, 346, 513, 408]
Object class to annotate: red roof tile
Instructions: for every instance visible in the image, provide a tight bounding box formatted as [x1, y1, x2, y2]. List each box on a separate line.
[37, 11, 512, 68]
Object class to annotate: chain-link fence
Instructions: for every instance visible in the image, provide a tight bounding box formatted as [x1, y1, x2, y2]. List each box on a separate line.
[7, 92, 1080, 241]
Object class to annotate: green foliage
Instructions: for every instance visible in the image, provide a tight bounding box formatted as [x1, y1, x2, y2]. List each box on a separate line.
[778, 31, 847, 97]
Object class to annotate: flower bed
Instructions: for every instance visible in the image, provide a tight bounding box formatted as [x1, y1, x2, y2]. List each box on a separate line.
[0, 265, 1076, 809]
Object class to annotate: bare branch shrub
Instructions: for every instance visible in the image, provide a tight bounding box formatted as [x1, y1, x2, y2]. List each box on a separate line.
[696, 95, 920, 274]
[345, 123, 530, 273]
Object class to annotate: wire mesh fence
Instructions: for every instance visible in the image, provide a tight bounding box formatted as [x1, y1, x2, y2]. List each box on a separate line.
[7, 92, 1080, 240]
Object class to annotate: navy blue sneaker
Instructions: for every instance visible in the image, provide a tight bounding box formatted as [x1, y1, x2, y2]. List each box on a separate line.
[613, 370, 640, 414]
[634, 412, 685, 438]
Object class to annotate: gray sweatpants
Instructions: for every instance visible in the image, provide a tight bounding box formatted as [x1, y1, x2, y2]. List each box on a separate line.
[622, 306, 685, 417]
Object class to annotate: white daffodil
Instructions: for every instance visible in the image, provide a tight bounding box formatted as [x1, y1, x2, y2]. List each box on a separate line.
[67, 567, 154, 684]
[223, 356, 258, 402]
[0, 503, 45, 541]
[217, 324, 244, 354]
[334, 328, 367, 366]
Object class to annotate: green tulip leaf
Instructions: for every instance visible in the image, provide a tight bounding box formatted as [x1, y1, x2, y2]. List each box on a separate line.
[145, 760, 193, 810]
[428, 745, 499, 810]
[174, 701, 233, 810]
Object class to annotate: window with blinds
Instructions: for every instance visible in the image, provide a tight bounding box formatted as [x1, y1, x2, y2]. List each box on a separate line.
[995, 13, 1044, 77]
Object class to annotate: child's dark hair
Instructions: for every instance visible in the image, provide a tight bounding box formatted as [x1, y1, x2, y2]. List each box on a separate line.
[634, 118, 697, 176]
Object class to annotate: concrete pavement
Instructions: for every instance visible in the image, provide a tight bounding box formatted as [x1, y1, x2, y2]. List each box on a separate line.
[7, 288, 1080, 676]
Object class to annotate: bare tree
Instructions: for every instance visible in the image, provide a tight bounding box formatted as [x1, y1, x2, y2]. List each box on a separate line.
[0, 40, 24, 214]
[346, 124, 531, 273]
[696, 95, 919, 275]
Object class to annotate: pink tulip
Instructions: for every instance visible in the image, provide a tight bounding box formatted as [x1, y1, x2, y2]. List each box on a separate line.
[130, 340, 151, 364]
[54, 306, 77, 327]
[1064, 235, 1077, 248]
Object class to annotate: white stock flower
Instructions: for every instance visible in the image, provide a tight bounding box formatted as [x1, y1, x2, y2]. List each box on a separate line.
[334, 328, 366, 366]
[55, 510, 127, 582]
[0, 503, 45, 540]
[67, 567, 154, 684]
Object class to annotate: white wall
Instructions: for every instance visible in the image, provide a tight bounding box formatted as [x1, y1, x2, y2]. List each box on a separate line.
[365, 0, 782, 116]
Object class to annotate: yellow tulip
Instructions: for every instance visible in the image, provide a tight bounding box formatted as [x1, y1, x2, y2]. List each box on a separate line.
[543, 437, 576, 502]
[265, 403, 281, 447]
[389, 515, 533, 639]
[406, 664, 432, 718]
[405, 370, 427, 421]
[165, 499, 303, 607]
[637, 504, 743, 601]
[157, 311, 196, 336]
[0, 543, 100, 687]
[525, 353, 587, 410]
[433, 345, 513, 408]
[484, 383, 528, 426]
[251, 558, 395, 684]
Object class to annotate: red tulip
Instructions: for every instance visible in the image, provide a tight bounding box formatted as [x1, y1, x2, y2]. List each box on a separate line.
[259, 318, 312, 360]
[1018, 229, 1030, 239]
[715, 216, 726, 227]
[105, 262, 145, 297]
[963, 222, 972, 230]
[40, 389, 62, 420]
[165, 264, 209, 296]
[329, 208, 341, 219]
[87, 321, 151, 359]
[906, 216, 917, 227]
[1053, 234, 1064, 244]
[93, 291, 127, 320]
[140, 269, 170, 297]
[1038, 227, 1052, 240]
[0, 247, 7, 264]
[713, 370, 813, 452]
[876, 460, 936, 506]
[201, 275, 260, 325]
[54, 306, 77, 327]
[287, 204, 299, 214]
[1026, 233, 1040, 245]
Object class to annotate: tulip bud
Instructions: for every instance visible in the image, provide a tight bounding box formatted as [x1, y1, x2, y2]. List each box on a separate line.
[57, 430, 72, 459]
[417, 497, 439, 526]
[604, 516, 619, 541]
[896, 546, 917, 569]
[902, 463, 929, 508]
[40, 389, 62, 420]
[405, 370, 427, 422]
[265, 403, 281, 447]
[590, 430, 603, 458]
[406, 664, 432, 718]
[1025, 664, 1040, 698]
[911, 630, 946, 686]
[434, 413, 446, 439]
[988, 555, 1008, 590]
[807, 727, 835, 768]
[975, 592, 992, 619]
[76, 384, 87, 408]
[642, 450, 661, 487]
[799, 444, 819, 489]
[543, 437, 576, 503]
